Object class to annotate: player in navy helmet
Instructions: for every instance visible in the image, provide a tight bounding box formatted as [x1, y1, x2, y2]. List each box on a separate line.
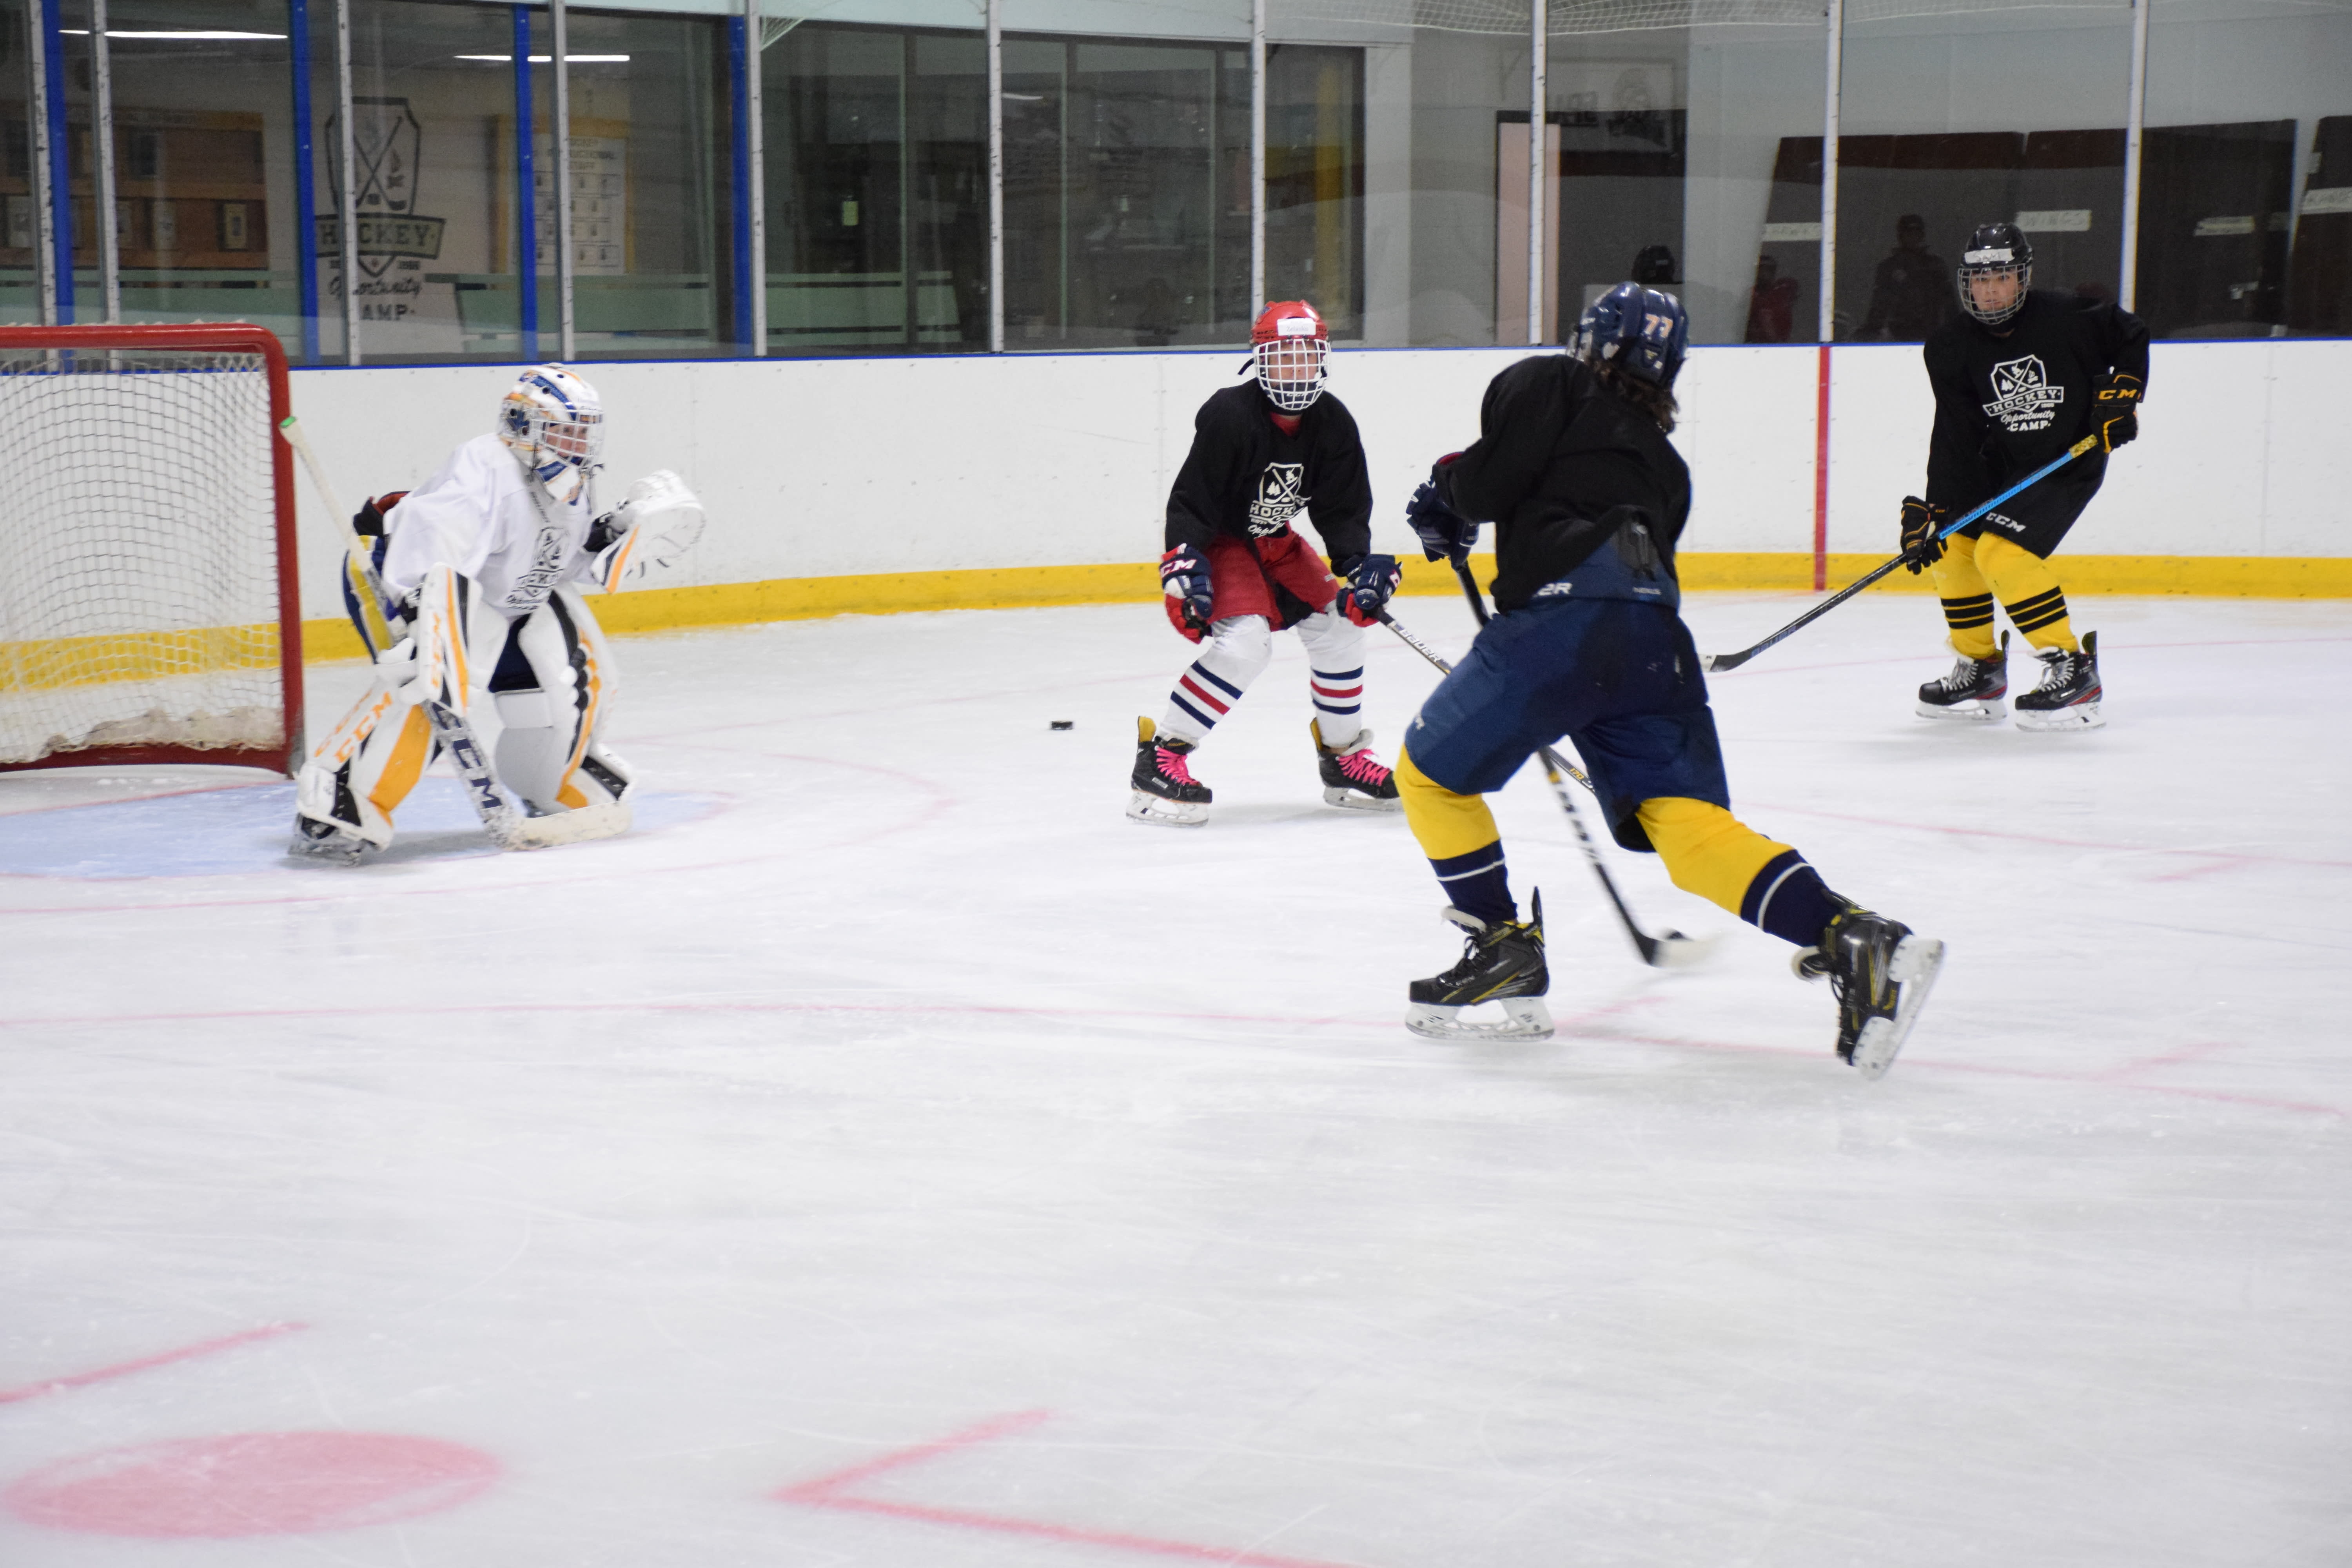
[1902, 221, 2149, 729]
[1388, 283, 1943, 1076]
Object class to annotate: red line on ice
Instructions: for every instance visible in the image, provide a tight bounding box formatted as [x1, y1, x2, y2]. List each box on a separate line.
[0, 1323, 303, 1406]
[776, 1409, 1368, 1568]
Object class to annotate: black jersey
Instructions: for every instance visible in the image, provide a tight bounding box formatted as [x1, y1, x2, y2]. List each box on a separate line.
[1164, 384, 1373, 563]
[1923, 290, 2150, 512]
[1442, 354, 1691, 614]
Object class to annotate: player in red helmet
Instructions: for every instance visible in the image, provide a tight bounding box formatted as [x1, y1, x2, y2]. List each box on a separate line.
[1128, 301, 1404, 826]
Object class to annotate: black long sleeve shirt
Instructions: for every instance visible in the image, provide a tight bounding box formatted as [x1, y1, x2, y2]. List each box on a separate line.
[1443, 355, 1691, 613]
[1924, 290, 2151, 512]
[1163, 384, 1374, 563]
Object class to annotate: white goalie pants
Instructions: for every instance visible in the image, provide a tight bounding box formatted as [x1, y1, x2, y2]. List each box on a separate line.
[1158, 609, 1367, 750]
[296, 570, 630, 848]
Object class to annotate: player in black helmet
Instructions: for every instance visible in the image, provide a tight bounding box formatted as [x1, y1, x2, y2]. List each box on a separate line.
[1902, 221, 2149, 730]
[1390, 282, 1944, 1077]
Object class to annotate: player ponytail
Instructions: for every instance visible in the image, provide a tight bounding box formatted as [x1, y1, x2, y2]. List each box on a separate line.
[1595, 361, 1678, 434]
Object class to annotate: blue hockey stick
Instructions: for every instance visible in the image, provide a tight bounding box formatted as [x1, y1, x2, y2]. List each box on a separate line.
[1701, 432, 2100, 673]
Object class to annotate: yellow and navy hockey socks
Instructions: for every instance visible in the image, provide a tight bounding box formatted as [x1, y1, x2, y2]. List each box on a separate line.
[1397, 744, 1515, 926]
[1635, 797, 1840, 947]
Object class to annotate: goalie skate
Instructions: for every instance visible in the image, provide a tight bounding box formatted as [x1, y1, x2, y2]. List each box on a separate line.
[1405, 893, 1553, 1042]
[289, 817, 376, 865]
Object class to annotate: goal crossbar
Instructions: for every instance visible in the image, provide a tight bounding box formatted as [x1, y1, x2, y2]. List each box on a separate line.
[0, 323, 306, 776]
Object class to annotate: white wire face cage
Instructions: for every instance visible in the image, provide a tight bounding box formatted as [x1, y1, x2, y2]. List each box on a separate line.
[499, 368, 606, 495]
[1254, 336, 1328, 412]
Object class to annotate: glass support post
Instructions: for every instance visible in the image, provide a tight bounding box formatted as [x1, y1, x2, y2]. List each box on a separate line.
[728, 14, 752, 352]
[336, 0, 359, 363]
[38, 0, 71, 322]
[2120, 0, 2148, 311]
[744, 0, 765, 356]
[1250, 0, 1265, 311]
[91, 0, 118, 322]
[1819, 0, 1842, 342]
[986, 0, 1003, 352]
[552, 0, 574, 359]
[291, 0, 319, 360]
[515, 5, 537, 360]
[1527, 0, 1544, 345]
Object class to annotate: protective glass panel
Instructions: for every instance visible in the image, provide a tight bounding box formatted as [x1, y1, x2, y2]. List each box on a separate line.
[560, 7, 735, 359]
[319, 0, 526, 363]
[56, 1, 301, 348]
[1, 0, 39, 325]
[1835, 0, 2133, 341]
[2143, 0, 2352, 338]
[763, 22, 987, 355]
[1266, 44, 1363, 338]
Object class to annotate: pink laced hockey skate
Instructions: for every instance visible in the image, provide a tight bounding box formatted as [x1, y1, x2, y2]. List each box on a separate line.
[1312, 721, 1402, 812]
[1128, 717, 1212, 826]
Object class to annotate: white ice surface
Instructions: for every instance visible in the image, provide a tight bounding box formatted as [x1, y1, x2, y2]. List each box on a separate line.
[2, 592, 2348, 1566]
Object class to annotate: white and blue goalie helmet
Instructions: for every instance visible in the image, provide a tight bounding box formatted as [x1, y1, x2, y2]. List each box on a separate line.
[497, 364, 605, 503]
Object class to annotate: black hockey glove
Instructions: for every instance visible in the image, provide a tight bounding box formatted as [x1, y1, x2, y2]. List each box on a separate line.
[1159, 544, 1213, 642]
[1899, 495, 1950, 573]
[2092, 372, 2142, 452]
[1334, 553, 1401, 628]
[1406, 456, 1475, 565]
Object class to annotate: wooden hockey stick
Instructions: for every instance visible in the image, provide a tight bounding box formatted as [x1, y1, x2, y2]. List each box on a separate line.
[277, 415, 624, 853]
[1702, 432, 2100, 673]
[1377, 576, 1715, 972]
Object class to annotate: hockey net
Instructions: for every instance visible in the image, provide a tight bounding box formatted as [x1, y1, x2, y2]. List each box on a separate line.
[0, 325, 304, 775]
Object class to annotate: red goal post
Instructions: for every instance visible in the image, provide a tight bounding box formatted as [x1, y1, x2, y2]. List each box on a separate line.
[0, 323, 306, 777]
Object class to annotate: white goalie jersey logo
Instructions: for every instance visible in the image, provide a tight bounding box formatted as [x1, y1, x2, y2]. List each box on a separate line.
[1982, 355, 2067, 433]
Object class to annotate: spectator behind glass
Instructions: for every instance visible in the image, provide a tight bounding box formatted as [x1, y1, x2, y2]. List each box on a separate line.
[1858, 213, 1951, 341]
[1746, 252, 1799, 343]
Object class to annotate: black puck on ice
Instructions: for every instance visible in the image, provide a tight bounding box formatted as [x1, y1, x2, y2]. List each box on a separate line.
[1050, 720, 1074, 730]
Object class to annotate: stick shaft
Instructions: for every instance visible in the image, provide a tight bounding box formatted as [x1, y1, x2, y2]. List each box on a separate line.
[1707, 433, 2098, 672]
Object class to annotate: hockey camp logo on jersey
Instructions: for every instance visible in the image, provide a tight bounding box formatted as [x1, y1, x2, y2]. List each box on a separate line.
[1247, 463, 1308, 537]
[1982, 355, 2067, 433]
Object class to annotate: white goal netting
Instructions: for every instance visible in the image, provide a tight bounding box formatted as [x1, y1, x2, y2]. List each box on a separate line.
[0, 341, 292, 770]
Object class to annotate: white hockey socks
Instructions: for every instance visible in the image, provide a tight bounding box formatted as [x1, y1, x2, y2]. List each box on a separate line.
[1159, 615, 1273, 746]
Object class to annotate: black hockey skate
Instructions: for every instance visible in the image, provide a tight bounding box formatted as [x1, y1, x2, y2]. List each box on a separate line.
[1916, 631, 2008, 722]
[1312, 720, 1401, 812]
[288, 814, 376, 865]
[2013, 630, 2103, 731]
[1405, 891, 1552, 1041]
[1127, 717, 1212, 827]
[1793, 903, 1944, 1079]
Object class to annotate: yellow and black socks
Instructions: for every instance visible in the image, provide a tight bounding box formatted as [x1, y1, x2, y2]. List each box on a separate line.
[1931, 532, 2079, 656]
[1397, 744, 1515, 926]
[1634, 797, 1840, 947]
[1929, 535, 2000, 661]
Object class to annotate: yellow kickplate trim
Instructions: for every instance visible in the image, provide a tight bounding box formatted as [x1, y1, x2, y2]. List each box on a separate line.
[292, 549, 2349, 663]
[1, 624, 281, 691]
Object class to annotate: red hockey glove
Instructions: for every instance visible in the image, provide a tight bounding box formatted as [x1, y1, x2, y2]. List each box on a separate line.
[1160, 545, 1212, 642]
[1899, 495, 1949, 573]
[1334, 553, 1401, 627]
[2092, 372, 2142, 452]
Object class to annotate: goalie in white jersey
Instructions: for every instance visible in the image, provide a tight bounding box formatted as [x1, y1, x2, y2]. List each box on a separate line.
[293, 365, 703, 860]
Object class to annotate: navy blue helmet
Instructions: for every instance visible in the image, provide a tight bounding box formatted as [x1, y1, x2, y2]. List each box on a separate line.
[1574, 282, 1689, 389]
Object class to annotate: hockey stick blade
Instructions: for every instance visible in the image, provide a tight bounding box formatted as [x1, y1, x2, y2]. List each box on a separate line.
[1700, 434, 2099, 674]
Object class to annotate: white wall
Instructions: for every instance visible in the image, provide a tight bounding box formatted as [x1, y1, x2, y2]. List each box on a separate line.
[284, 336, 2352, 622]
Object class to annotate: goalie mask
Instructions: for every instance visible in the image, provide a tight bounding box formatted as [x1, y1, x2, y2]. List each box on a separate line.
[498, 365, 605, 504]
[1956, 223, 2033, 327]
[1249, 301, 1329, 413]
[1573, 281, 1688, 390]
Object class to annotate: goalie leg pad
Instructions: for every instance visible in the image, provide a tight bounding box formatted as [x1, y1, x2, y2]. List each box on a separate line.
[292, 665, 438, 853]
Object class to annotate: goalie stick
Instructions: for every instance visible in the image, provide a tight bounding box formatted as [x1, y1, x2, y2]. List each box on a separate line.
[1376, 574, 1716, 972]
[1702, 433, 2101, 674]
[276, 414, 626, 853]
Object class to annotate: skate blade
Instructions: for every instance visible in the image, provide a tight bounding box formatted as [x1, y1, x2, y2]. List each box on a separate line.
[1322, 786, 1402, 812]
[287, 824, 374, 864]
[1127, 791, 1209, 827]
[1849, 935, 1945, 1081]
[1405, 997, 1554, 1042]
[2013, 701, 2104, 732]
[1915, 698, 2005, 722]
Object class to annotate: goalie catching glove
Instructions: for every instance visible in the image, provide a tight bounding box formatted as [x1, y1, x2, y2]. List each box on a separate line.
[589, 469, 706, 588]
[1898, 495, 1950, 573]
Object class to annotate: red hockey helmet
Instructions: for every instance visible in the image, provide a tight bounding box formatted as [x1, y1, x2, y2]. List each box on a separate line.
[1250, 300, 1328, 412]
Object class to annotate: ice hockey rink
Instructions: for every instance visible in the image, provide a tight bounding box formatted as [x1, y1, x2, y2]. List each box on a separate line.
[2, 588, 2347, 1567]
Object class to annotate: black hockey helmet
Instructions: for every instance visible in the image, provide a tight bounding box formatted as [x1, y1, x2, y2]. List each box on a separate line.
[1573, 281, 1689, 388]
[1956, 222, 2033, 327]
